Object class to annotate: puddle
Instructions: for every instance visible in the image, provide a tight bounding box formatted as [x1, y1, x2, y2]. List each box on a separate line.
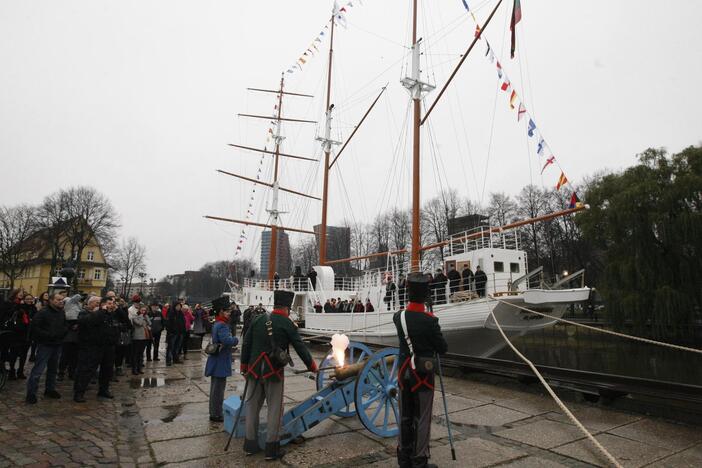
[129, 377, 185, 389]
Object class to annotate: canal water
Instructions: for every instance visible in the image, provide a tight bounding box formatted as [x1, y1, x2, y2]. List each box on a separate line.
[490, 323, 702, 386]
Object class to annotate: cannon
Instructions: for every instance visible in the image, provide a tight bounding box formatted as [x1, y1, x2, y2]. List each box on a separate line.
[223, 343, 401, 446]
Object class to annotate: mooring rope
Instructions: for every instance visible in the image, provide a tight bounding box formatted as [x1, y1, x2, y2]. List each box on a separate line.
[489, 297, 702, 355]
[487, 306, 623, 468]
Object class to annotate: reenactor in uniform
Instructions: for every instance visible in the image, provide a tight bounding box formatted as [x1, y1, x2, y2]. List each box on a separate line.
[240, 290, 318, 460]
[393, 273, 448, 468]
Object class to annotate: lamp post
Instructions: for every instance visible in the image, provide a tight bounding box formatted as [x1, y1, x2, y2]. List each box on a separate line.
[120, 276, 126, 297]
[138, 272, 146, 295]
[60, 260, 76, 294]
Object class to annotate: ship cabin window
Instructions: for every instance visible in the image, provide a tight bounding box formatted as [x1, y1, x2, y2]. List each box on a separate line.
[493, 261, 504, 272]
[510, 262, 520, 273]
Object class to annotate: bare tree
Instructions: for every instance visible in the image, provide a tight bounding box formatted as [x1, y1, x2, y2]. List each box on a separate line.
[487, 192, 518, 226]
[62, 187, 119, 283]
[421, 189, 463, 262]
[0, 205, 37, 289]
[37, 191, 71, 273]
[516, 185, 548, 268]
[113, 237, 146, 296]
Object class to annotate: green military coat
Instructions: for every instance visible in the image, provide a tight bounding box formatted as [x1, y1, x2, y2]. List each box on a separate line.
[240, 309, 317, 381]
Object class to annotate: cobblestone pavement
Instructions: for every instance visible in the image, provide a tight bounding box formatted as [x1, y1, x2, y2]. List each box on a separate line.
[2, 342, 701, 467]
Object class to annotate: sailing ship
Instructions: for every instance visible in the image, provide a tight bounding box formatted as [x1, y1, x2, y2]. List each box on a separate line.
[207, 0, 591, 357]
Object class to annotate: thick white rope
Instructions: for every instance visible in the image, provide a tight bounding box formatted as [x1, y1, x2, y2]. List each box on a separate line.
[490, 297, 702, 355]
[487, 306, 622, 468]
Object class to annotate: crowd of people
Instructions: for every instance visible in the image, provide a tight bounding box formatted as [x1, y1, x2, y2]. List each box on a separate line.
[0, 288, 225, 404]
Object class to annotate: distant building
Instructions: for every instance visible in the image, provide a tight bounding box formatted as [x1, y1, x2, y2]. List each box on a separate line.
[112, 281, 158, 299]
[314, 224, 352, 275]
[260, 230, 292, 279]
[0, 225, 109, 297]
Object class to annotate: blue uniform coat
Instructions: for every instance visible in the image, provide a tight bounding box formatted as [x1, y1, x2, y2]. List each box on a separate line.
[204, 321, 238, 378]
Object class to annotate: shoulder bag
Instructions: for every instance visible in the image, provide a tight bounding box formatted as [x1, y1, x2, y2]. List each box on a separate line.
[266, 318, 292, 368]
[204, 323, 222, 355]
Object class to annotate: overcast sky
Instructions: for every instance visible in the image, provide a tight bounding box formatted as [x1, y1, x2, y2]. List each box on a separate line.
[1, 1, 701, 278]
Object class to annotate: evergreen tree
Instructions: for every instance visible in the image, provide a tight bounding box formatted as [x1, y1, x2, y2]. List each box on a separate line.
[577, 146, 702, 341]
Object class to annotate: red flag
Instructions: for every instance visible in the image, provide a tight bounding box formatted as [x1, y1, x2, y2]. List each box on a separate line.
[556, 172, 568, 190]
[510, 0, 522, 59]
[568, 192, 580, 209]
[541, 156, 554, 174]
[501, 80, 510, 91]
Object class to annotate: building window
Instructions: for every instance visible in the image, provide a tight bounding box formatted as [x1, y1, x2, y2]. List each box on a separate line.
[87, 251, 95, 261]
[94, 269, 102, 280]
[494, 261, 504, 272]
[510, 262, 520, 274]
[77, 269, 86, 280]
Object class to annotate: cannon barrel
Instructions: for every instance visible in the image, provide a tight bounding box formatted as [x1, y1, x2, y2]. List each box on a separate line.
[333, 355, 396, 380]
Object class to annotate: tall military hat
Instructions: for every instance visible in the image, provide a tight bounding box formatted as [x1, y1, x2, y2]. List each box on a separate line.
[273, 290, 295, 308]
[406, 272, 430, 303]
[211, 296, 231, 312]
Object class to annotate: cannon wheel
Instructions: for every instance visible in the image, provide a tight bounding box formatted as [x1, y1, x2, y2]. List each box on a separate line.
[315, 341, 372, 417]
[354, 347, 400, 438]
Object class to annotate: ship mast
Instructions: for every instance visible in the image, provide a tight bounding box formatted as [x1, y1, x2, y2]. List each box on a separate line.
[267, 74, 286, 282]
[318, 13, 337, 266]
[403, 0, 434, 272]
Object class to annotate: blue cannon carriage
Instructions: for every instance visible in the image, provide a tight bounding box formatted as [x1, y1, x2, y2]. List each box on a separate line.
[224, 343, 401, 446]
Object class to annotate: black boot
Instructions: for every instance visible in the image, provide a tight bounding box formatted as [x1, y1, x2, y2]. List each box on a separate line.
[264, 442, 285, 461]
[410, 456, 436, 468]
[243, 439, 261, 456]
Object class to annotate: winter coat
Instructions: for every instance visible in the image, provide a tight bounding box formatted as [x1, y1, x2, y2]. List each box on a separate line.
[183, 310, 194, 331]
[63, 295, 83, 344]
[166, 307, 186, 335]
[31, 305, 67, 345]
[192, 308, 207, 334]
[204, 321, 238, 378]
[63, 294, 83, 320]
[131, 314, 151, 340]
[149, 309, 163, 334]
[78, 308, 121, 347]
[240, 310, 316, 381]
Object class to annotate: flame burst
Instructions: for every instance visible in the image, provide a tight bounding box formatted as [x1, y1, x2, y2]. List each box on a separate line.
[330, 333, 350, 368]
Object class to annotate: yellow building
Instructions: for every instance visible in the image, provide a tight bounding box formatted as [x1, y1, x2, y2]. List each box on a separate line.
[0, 229, 109, 297]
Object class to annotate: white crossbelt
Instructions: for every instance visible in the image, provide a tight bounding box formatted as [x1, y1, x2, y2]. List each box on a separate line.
[399, 311, 417, 370]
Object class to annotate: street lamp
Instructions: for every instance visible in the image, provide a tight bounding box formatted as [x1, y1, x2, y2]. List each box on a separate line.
[120, 276, 126, 297]
[138, 272, 146, 294]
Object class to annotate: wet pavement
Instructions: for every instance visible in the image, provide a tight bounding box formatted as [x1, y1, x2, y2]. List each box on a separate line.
[1, 342, 701, 467]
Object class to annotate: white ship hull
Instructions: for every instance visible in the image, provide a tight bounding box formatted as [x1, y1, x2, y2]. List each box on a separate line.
[237, 284, 589, 357]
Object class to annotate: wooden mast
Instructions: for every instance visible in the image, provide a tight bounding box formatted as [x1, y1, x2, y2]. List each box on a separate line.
[410, 0, 422, 272]
[268, 74, 285, 282]
[319, 14, 335, 266]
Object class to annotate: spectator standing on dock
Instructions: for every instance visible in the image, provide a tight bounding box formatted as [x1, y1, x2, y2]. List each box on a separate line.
[393, 273, 448, 468]
[26, 292, 67, 404]
[365, 299, 375, 312]
[240, 290, 318, 460]
[474, 266, 487, 297]
[58, 293, 82, 381]
[165, 302, 186, 366]
[73, 295, 119, 402]
[205, 296, 238, 423]
[241, 305, 255, 337]
[147, 302, 163, 361]
[130, 304, 151, 375]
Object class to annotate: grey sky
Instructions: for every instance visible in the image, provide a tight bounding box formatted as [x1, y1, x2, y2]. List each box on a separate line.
[1, 1, 701, 278]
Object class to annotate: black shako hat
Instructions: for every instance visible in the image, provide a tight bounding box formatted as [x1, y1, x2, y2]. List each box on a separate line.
[211, 296, 230, 312]
[274, 290, 295, 308]
[406, 272, 430, 303]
